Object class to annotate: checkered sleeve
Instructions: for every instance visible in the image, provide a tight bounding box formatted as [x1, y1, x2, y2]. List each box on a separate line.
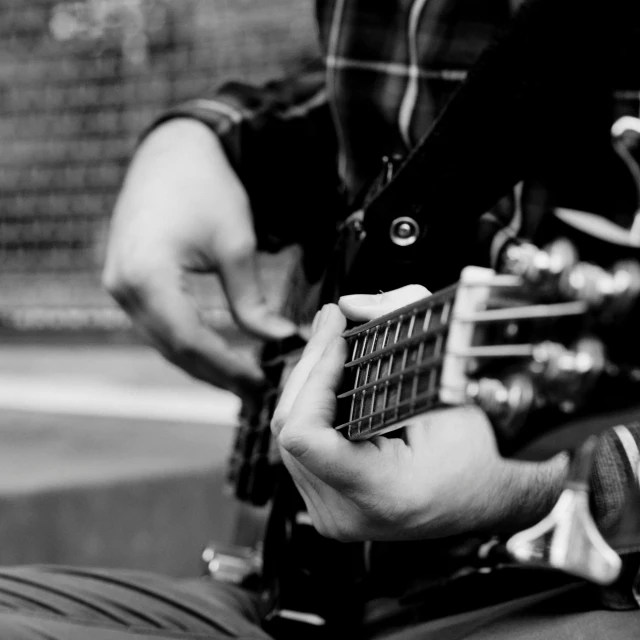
[591, 423, 640, 609]
[143, 61, 344, 255]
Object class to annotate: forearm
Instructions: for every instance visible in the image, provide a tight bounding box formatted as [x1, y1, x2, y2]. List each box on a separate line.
[492, 454, 569, 534]
[122, 119, 247, 213]
[142, 66, 343, 256]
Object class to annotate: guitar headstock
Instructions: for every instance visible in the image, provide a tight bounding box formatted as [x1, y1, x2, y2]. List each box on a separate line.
[337, 238, 640, 459]
[461, 239, 640, 458]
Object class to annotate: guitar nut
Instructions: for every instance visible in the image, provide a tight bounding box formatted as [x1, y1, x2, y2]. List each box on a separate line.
[390, 216, 420, 246]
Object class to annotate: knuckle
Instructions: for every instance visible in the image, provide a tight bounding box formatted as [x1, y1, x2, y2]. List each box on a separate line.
[322, 520, 356, 543]
[223, 236, 257, 265]
[277, 424, 309, 459]
[164, 332, 199, 363]
[102, 257, 152, 303]
[101, 265, 121, 297]
[102, 269, 134, 306]
[270, 410, 286, 437]
[333, 530, 355, 543]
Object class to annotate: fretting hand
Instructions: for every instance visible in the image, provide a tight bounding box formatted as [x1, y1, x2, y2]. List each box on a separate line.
[271, 286, 568, 542]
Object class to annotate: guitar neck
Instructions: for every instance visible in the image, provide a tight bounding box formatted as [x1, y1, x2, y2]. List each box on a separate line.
[336, 284, 459, 440]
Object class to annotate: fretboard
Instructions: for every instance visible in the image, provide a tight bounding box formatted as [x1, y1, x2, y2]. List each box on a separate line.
[335, 284, 458, 440]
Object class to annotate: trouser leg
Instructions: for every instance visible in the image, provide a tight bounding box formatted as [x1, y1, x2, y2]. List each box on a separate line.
[378, 584, 640, 640]
[0, 566, 272, 640]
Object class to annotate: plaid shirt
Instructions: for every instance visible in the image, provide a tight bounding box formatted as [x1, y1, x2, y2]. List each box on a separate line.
[152, 0, 640, 607]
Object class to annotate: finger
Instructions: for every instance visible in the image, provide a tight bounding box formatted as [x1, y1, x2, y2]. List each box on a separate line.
[279, 337, 376, 488]
[338, 285, 430, 322]
[271, 304, 346, 436]
[219, 249, 298, 340]
[116, 261, 265, 395]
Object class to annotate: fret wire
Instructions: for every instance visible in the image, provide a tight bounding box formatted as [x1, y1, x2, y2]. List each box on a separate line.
[345, 325, 448, 368]
[348, 336, 359, 427]
[394, 317, 407, 424]
[381, 317, 403, 428]
[370, 330, 386, 429]
[348, 387, 356, 424]
[395, 339, 412, 421]
[364, 326, 380, 431]
[382, 322, 391, 348]
[360, 331, 370, 358]
[394, 315, 403, 345]
[356, 329, 371, 418]
[407, 310, 417, 339]
[435, 332, 444, 359]
[337, 375, 449, 432]
[411, 339, 425, 408]
[338, 356, 445, 400]
[354, 330, 370, 422]
[351, 337, 360, 363]
[405, 311, 418, 412]
[357, 328, 372, 421]
[416, 305, 434, 404]
[363, 326, 379, 385]
[380, 378, 390, 432]
[441, 301, 451, 326]
[422, 307, 432, 332]
[374, 322, 391, 422]
[431, 334, 444, 398]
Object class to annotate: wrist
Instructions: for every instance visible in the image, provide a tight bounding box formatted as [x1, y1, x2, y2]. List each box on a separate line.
[495, 453, 569, 533]
[138, 118, 220, 159]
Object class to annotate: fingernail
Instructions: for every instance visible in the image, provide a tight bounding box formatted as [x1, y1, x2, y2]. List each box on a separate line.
[339, 294, 379, 307]
[311, 309, 322, 334]
[263, 314, 298, 339]
[312, 304, 331, 335]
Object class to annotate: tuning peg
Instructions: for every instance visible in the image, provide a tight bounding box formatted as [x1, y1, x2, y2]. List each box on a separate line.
[501, 239, 578, 296]
[466, 374, 536, 442]
[506, 436, 622, 585]
[559, 259, 640, 322]
[529, 337, 605, 413]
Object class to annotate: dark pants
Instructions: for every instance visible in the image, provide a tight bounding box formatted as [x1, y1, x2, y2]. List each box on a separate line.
[0, 566, 636, 640]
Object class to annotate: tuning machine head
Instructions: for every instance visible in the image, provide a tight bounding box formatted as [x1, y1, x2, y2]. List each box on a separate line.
[503, 240, 640, 324]
[466, 336, 607, 454]
[466, 374, 536, 441]
[529, 337, 606, 413]
[502, 239, 578, 296]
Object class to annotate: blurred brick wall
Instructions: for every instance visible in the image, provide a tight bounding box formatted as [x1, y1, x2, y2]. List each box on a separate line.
[0, 0, 316, 327]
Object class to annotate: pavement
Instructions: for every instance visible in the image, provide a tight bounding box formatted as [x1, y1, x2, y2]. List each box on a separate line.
[0, 343, 253, 577]
[0, 251, 298, 576]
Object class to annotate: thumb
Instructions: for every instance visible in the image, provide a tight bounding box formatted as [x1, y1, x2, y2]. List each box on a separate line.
[338, 285, 430, 322]
[220, 249, 298, 340]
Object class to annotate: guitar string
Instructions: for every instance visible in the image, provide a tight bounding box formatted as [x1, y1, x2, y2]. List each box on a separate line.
[244, 281, 587, 443]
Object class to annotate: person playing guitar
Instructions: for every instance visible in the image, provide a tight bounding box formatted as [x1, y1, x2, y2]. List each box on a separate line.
[0, 0, 627, 639]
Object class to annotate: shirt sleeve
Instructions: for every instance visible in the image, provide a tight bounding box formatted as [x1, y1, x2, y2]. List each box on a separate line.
[591, 423, 640, 609]
[144, 60, 345, 259]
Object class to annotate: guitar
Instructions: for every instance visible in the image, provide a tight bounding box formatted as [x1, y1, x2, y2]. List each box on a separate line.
[335, 238, 640, 459]
[228, 230, 640, 499]
[221, 231, 640, 629]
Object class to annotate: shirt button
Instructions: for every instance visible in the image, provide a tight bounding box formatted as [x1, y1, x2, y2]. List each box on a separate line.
[390, 217, 420, 246]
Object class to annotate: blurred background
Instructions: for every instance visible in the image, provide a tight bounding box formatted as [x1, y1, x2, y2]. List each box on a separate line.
[0, 0, 315, 576]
